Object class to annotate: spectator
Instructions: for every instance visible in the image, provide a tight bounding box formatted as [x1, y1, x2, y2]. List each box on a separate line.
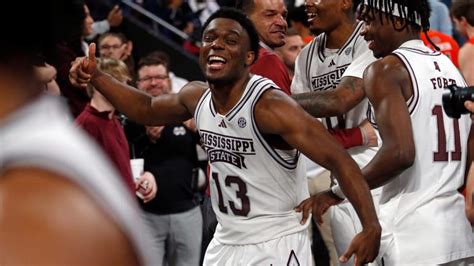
[275, 28, 305, 79]
[237, 0, 293, 94]
[145, 50, 189, 93]
[428, 0, 453, 35]
[46, 1, 94, 117]
[76, 58, 157, 201]
[86, 5, 124, 41]
[98, 32, 135, 77]
[156, 0, 202, 55]
[451, 0, 474, 85]
[134, 55, 203, 266]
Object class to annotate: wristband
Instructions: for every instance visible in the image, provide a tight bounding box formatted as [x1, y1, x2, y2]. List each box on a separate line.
[331, 185, 346, 200]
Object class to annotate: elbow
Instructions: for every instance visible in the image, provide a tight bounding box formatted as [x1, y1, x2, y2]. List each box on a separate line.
[396, 147, 415, 170]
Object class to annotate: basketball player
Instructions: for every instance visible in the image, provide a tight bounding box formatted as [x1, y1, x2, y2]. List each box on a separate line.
[0, 0, 156, 265]
[290, 1, 381, 264]
[69, 8, 381, 266]
[312, 0, 474, 264]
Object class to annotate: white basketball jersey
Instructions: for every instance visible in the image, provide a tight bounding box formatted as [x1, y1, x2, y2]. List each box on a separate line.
[195, 75, 309, 245]
[292, 21, 380, 173]
[0, 96, 157, 266]
[292, 21, 373, 130]
[369, 40, 474, 264]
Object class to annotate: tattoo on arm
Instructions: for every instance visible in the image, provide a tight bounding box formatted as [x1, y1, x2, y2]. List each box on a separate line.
[292, 77, 365, 118]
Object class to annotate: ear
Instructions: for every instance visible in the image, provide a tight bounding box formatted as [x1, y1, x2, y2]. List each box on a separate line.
[460, 16, 469, 27]
[341, 0, 352, 11]
[245, 51, 255, 66]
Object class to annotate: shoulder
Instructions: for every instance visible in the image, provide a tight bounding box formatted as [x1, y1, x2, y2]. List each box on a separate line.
[365, 55, 406, 77]
[0, 167, 139, 265]
[178, 80, 208, 107]
[364, 55, 409, 90]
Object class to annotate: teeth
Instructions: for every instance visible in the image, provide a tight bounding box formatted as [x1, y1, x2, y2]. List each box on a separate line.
[208, 56, 226, 63]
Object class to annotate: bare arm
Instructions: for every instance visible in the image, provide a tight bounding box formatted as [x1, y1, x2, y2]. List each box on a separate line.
[459, 46, 474, 86]
[292, 76, 365, 117]
[361, 57, 415, 189]
[465, 124, 474, 224]
[69, 43, 206, 126]
[0, 167, 139, 265]
[255, 89, 380, 264]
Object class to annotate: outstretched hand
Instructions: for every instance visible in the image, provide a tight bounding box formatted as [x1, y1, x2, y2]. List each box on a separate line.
[294, 189, 343, 225]
[69, 43, 98, 88]
[339, 225, 381, 265]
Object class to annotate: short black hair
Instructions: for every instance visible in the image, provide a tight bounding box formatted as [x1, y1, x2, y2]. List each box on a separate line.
[451, 0, 474, 26]
[201, 8, 260, 64]
[136, 55, 169, 74]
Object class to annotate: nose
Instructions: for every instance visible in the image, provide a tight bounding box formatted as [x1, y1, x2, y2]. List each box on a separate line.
[305, 0, 315, 7]
[211, 38, 225, 50]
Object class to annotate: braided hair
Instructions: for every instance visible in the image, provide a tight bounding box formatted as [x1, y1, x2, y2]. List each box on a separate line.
[359, 0, 437, 49]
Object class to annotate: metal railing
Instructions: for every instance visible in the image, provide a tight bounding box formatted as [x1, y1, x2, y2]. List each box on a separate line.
[120, 0, 190, 41]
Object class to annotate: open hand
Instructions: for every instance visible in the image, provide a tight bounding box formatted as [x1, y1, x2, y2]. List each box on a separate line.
[339, 225, 381, 265]
[294, 189, 343, 225]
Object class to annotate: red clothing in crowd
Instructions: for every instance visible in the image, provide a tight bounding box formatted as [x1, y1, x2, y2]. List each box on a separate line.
[251, 47, 292, 95]
[421, 30, 460, 67]
[76, 104, 135, 193]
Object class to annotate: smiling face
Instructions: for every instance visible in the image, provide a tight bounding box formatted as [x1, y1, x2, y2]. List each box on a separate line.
[137, 64, 171, 97]
[248, 0, 288, 49]
[305, 0, 346, 34]
[359, 7, 402, 58]
[199, 18, 254, 85]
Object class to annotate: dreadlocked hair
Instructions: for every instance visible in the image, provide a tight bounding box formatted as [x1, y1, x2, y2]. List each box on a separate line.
[361, 0, 438, 50]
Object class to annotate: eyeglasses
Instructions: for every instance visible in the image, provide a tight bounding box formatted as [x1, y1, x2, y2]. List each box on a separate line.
[99, 44, 125, 50]
[138, 75, 169, 83]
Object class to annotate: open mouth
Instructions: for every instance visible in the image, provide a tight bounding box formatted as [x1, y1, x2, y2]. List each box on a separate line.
[207, 55, 227, 70]
[305, 6, 318, 23]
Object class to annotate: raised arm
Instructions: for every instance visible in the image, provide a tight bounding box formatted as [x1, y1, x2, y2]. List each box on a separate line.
[255, 88, 380, 264]
[69, 43, 206, 126]
[361, 57, 415, 188]
[292, 76, 365, 117]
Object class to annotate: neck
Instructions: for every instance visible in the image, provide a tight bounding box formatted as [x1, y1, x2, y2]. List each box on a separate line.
[325, 19, 356, 49]
[90, 93, 115, 119]
[209, 74, 251, 115]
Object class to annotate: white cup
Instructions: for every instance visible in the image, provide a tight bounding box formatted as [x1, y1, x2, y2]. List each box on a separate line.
[130, 158, 144, 182]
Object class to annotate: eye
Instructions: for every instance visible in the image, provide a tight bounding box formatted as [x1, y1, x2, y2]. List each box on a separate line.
[226, 38, 238, 45]
[203, 34, 215, 43]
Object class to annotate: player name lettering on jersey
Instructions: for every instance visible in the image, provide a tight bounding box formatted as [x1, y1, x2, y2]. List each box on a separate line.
[430, 76, 457, 90]
[310, 64, 349, 91]
[200, 130, 256, 169]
